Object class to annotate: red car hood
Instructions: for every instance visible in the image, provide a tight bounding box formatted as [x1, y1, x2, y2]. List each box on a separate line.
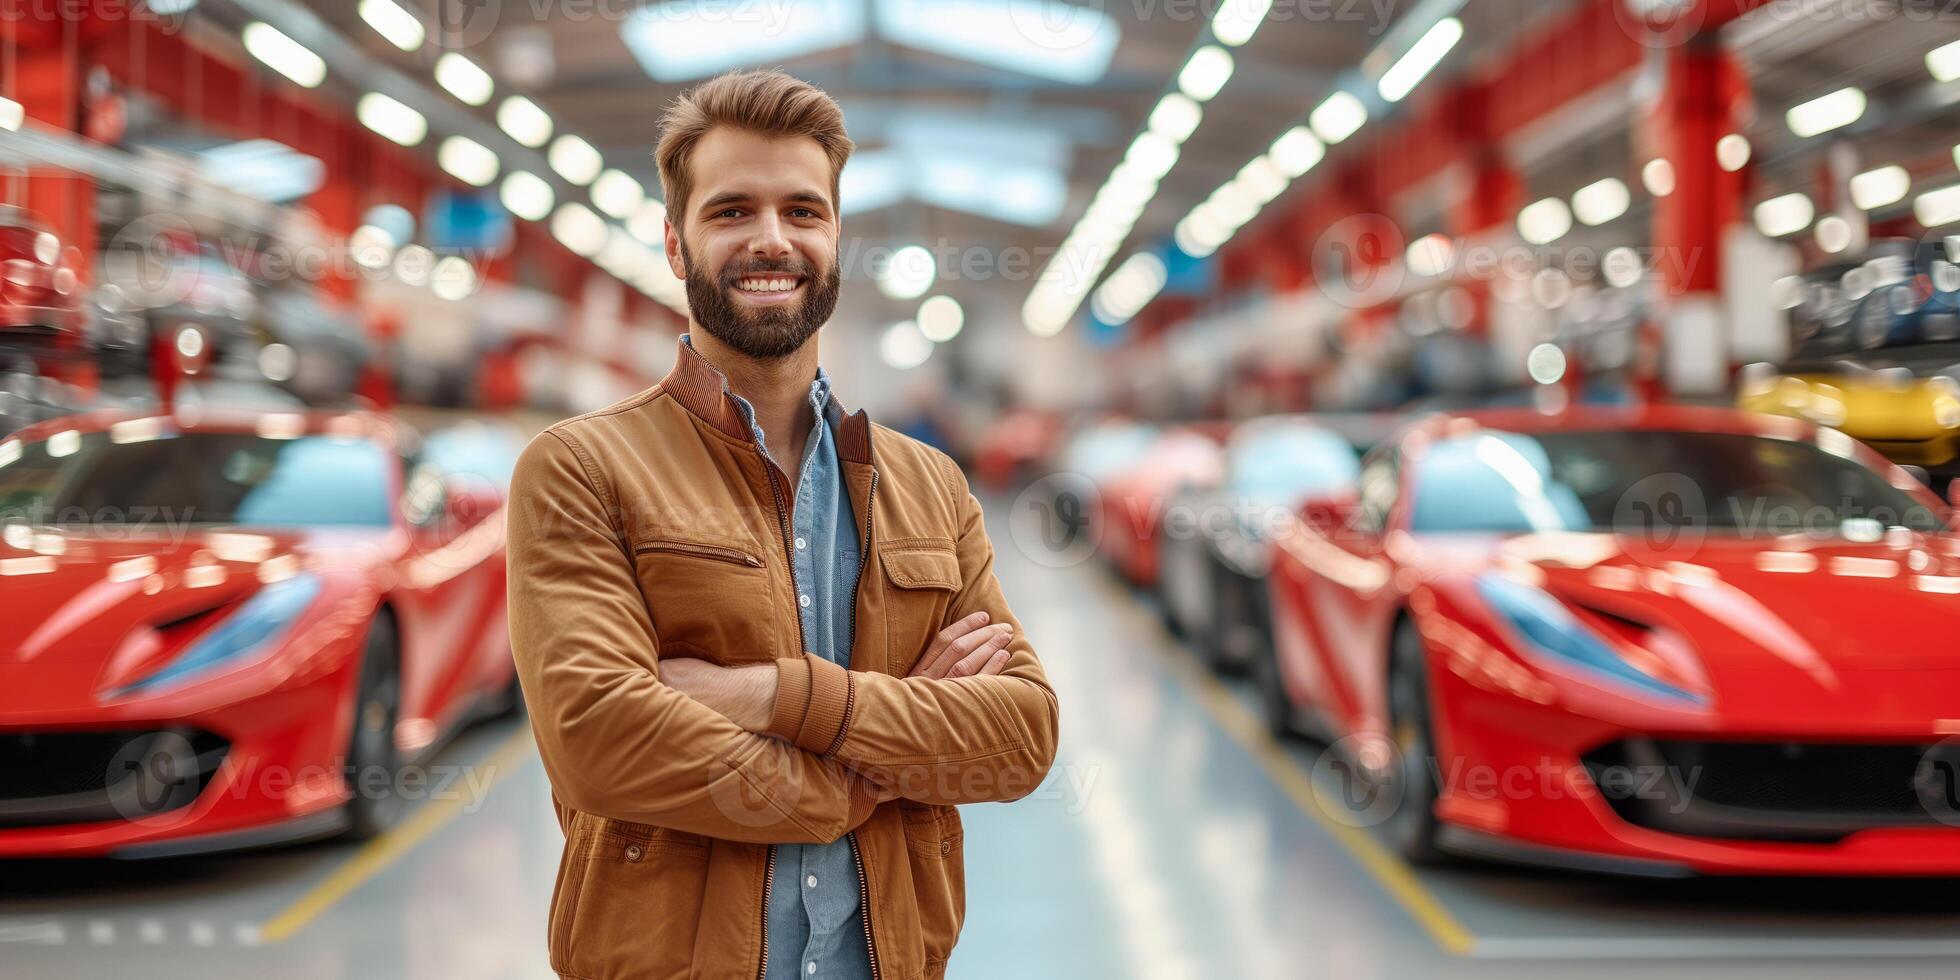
[0, 526, 396, 673]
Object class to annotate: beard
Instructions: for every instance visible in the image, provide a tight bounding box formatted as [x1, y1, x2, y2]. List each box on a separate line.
[681, 240, 841, 360]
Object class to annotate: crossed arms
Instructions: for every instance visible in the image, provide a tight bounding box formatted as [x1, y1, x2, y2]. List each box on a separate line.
[506, 429, 1060, 845]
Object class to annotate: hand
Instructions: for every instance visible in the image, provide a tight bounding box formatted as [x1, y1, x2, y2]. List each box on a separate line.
[909, 611, 1015, 679]
[658, 659, 778, 732]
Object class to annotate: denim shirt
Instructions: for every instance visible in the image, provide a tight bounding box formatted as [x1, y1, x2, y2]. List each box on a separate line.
[721, 357, 872, 980]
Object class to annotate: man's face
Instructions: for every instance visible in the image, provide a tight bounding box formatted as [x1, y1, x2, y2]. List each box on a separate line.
[666, 127, 841, 360]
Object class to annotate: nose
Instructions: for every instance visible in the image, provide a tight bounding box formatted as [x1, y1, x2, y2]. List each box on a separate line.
[748, 212, 792, 263]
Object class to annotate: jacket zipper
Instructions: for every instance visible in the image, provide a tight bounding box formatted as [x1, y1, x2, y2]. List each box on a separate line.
[849, 470, 880, 980]
[850, 830, 882, 980]
[633, 539, 763, 567]
[758, 452, 804, 980]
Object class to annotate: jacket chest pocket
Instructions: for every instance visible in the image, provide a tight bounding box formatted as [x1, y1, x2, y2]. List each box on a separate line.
[632, 533, 781, 664]
[880, 539, 963, 675]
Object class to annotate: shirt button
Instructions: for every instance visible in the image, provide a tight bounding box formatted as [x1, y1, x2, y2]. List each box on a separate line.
[806, 963, 817, 975]
[799, 594, 811, 608]
[806, 874, 818, 888]
[795, 537, 807, 550]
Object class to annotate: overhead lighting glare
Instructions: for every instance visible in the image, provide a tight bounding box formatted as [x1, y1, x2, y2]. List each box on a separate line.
[357, 93, 427, 147]
[548, 135, 604, 186]
[434, 52, 494, 106]
[498, 96, 553, 148]
[1178, 45, 1235, 102]
[1377, 16, 1463, 103]
[592, 169, 646, 219]
[1931, 39, 1960, 82]
[1148, 93, 1204, 144]
[1210, 0, 1274, 46]
[1571, 177, 1630, 226]
[1518, 197, 1572, 245]
[438, 136, 499, 187]
[242, 23, 326, 88]
[1786, 87, 1867, 138]
[1754, 192, 1816, 237]
[500, 170, 555, 222]
[1849, 165, 1910, 211]
[359, 0, 425, 51]
[1268, 126, 1324, 178]
[552, 203, 608, 257]
[1309, 91, 1368, 145]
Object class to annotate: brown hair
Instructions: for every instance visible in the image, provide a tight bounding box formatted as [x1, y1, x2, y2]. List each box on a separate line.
[654, 69, 854, 230]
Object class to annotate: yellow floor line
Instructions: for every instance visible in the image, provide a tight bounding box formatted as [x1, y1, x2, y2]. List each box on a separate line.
[1107, 577, 1479, 956]
[258, 725, 538, 944]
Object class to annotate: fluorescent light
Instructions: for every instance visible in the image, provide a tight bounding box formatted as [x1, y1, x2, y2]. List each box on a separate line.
[1641, 158, 1676, 197]
[917, 295, 965, 342]
[879, 245, 936, 300]
[1931, 39, 1960, 82]
[431, 256, 478, 301]
[628, 200, 668, 245]
[1309, 91, 1368, 144]
[1406, 234, 1454, 277]
[359, 0, 424, 51]
[1236, 156, 1287, 204]
[1090, 252, 1168, 326]
[1850, 165, 1910, 211]
[438, 136, 500, 187]
[1211, 0, 1273, 45]
[1518, 197, 1572, 245]
[1716, 133, 1751, 172]
[1148, 93, 1203, 144]
[1917, 185, 1960, 227]
[501, 170, 555, 222]
[552, 204, 608, 257]
[548, 135, 604, 185]
[1571, 177, 1630, 226]
[1377, 16, 1463, 103]
[1124, 131, 1180, 181]
[1754, 192, 1816, 237]
[242, 23, 325, 88]
[434, 52, 493, 106]
[1268, 126, 1324, 178]
[498, 96, 553, 148]
[592, 169, 646, 219]
[1814, 215, 1852, 254]
[1178, 45, 1235, 102]
[357, 93, 427, 147]
[1787, 87, 1866, 138]
[0, 96, 22, 132]
[882, 320, 934, 369]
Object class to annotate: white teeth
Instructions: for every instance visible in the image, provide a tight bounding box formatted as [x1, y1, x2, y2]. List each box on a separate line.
[736, 277, 798, 293]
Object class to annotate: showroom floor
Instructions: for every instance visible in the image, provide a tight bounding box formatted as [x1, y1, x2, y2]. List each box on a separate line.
[3, 504, 1959, 979]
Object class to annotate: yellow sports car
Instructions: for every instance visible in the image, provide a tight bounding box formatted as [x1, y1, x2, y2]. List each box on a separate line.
[1739, 353, 1960, 469]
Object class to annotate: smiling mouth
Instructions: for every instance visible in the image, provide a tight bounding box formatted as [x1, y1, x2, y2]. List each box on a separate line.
[732, 275, 804, 295]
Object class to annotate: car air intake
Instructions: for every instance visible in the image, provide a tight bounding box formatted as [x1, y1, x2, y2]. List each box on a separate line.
[0, 728, 229, 828]
[1582, 738, 1954, 843]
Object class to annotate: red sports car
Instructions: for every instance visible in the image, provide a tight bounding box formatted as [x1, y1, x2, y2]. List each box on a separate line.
[1264, 406, 1960, 875]
[0, 410, 516, 857]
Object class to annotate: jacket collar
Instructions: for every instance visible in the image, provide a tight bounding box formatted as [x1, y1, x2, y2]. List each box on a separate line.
[661, 334, 873, 465]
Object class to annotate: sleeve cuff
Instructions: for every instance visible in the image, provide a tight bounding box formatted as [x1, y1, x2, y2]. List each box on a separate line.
[766, 654, 854, 756]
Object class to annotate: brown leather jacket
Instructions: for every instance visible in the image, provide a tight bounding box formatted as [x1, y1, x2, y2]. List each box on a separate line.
[506, 339, 1060, 980]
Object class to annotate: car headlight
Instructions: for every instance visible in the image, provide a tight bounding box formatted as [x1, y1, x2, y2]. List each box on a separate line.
[115, 572, 322, 696]
[1475, 574, 1704, 704]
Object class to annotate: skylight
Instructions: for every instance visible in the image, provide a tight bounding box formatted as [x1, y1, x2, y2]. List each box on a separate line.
[873, 0, 1117, 84]
[620, 0, 867, 82]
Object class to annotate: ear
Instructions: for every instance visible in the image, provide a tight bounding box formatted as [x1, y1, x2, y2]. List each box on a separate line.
[664, 219, 686, 280]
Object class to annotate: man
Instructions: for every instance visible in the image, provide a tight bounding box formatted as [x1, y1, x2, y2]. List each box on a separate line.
[506, 69, 1059, 980]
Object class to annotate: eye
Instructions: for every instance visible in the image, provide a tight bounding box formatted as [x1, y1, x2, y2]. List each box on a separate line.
[790, 207, 818, 219]
[715, 208, 744, 219]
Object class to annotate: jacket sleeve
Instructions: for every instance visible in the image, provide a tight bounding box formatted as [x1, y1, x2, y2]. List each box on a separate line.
[508, 428, 878, 843]
[766, 454, 1060, 806]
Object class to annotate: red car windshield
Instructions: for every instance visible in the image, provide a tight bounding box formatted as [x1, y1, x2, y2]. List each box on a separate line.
[1409, 429, 1943, 536]
[0, 430, 393, 529]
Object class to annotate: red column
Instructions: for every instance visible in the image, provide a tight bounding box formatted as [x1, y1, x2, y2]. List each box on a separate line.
[1642, 37, 1748, 396]
[10, 21, 96, 284]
